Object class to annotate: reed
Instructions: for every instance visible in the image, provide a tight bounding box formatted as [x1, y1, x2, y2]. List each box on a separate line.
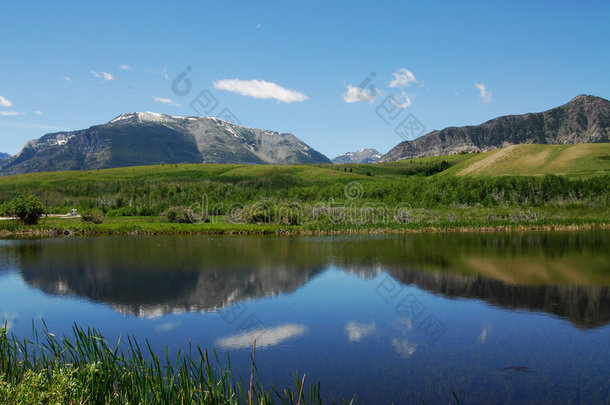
[0, 322, 325, 404]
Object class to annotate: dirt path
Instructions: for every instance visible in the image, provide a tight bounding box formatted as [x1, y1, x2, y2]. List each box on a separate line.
[0, 214, 81, 221]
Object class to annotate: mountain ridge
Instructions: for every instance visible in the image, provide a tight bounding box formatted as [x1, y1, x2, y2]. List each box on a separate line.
[0, 113, 331, 175]
[332, 148, 382, 164]
[380, 95, 610, 162]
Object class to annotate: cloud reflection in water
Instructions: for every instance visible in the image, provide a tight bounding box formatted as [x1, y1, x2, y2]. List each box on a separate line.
[216, 323, 306, 349]
[345, 321, 377, 342]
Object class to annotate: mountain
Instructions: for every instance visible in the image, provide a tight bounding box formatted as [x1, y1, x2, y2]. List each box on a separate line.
[332, 148, 382, 164]
[0, 112, 330, 175]
[380, 95, 610, 162]
[0, 152, 10, 163]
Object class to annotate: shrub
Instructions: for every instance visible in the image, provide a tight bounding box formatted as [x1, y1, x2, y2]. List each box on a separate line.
[0, 201, 9, 216]
[248, 206, 272, 224]
[161, 206, 192, 223]
[81, 209, 104, 224]
[7, 195, 45, 225]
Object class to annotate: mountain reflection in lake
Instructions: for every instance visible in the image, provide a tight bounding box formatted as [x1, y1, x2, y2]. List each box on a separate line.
[1, 231, 609, 404]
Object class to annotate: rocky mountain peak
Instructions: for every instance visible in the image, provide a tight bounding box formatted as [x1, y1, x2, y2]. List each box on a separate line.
[380, 95, 610, 162]
[332, 148, 382, 164]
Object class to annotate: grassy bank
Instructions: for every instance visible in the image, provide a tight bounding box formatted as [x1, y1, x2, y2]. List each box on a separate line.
[0, 205, 608, 237]
[0, 324, 326, 404]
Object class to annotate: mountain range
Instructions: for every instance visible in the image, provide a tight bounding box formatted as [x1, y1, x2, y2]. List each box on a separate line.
[380, 95, 609, 162]
[331, 148, 382, 164]
[0, 112, 330, 176]
[1, 95, 608, 175]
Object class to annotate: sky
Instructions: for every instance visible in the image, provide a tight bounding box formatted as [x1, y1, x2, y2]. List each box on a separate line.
[1, 0, 609, 158]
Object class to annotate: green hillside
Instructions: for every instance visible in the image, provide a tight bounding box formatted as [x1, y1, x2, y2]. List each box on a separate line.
[442, 143, 610, 177]
[0, 154, 469, 192]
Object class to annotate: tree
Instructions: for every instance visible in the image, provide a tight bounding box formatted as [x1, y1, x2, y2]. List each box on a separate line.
[8, 195, 45, 225]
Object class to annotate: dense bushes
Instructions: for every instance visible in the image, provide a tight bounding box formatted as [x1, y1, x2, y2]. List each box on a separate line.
[0, 169, 608, 221]
[161, 206, 195, 223]
[81, 209, 104, 224]
[2, 195, 45, 225]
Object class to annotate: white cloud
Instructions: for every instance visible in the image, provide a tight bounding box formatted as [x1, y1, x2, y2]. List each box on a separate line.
[34, 110, 43, 115]
[0, 95, 13, 107]
[213, 78, 308, 103]
[216, 323, 306, 349]
[0, 111, 20, 116]
[474, 83, 492, 103]
[118, 64, 132, 70]
[91, 71, 115, 81]
[345, 321, 376, 342]
[64, 76, 72, 83]
[152, 96, 181, 107]
[342, 84, 377, 104]
[395, 91, 413, 108]
[389, 68, 418, 88]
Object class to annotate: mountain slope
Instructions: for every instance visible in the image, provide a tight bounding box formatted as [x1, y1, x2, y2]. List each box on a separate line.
[440, 143, 610, 177]
[381, 95, 610, 162]
[0, 112, 330, 175]
[332, 148, 382, 164]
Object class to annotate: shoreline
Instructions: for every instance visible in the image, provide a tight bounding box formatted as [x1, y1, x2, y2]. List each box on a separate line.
[1, 221, 607, 238]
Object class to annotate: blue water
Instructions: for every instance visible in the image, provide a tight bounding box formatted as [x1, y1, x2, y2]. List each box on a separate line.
[1, 233, 609, 403]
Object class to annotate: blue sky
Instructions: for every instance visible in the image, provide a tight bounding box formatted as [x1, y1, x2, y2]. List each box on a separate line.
[1, 0, 609, 157]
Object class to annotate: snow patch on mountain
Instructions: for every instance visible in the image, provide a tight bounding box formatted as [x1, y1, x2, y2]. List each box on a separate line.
[332, 148, 382, 164]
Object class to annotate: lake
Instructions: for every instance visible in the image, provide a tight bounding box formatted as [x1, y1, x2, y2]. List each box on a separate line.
[1, 231, 609, 404]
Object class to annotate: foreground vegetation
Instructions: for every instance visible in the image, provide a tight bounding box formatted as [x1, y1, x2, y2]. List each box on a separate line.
[0, 323, 327, 404]
[0, 205, 607, 238]
[0, 146, 608, 236]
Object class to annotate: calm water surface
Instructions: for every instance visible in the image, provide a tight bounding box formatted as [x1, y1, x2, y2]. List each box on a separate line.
[1, 231, 609, 404]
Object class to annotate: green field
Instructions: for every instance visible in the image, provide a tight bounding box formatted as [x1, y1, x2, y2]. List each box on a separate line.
[0, 144, 608, 236]
[442, 143, 610, 177]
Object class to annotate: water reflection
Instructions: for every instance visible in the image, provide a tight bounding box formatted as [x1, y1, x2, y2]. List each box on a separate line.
[390, 338, 418, 357]
[1, 231, 609, 404]
[217, 324, 307, 349]
[345, 321, 377, 342]
[1, 231, 609, 328]
[387, 268, 610, 328]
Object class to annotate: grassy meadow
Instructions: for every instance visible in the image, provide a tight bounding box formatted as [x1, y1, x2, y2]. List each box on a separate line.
[443, 143, 610, 177]
[0, 144, 608, 235]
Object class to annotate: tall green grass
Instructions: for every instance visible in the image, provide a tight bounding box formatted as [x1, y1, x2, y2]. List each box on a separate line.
[1, 156, 608, 219]
[0, 322, 331, 404]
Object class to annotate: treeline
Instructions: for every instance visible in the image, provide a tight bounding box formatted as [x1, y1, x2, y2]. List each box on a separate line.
[1, 172, 608, 218]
